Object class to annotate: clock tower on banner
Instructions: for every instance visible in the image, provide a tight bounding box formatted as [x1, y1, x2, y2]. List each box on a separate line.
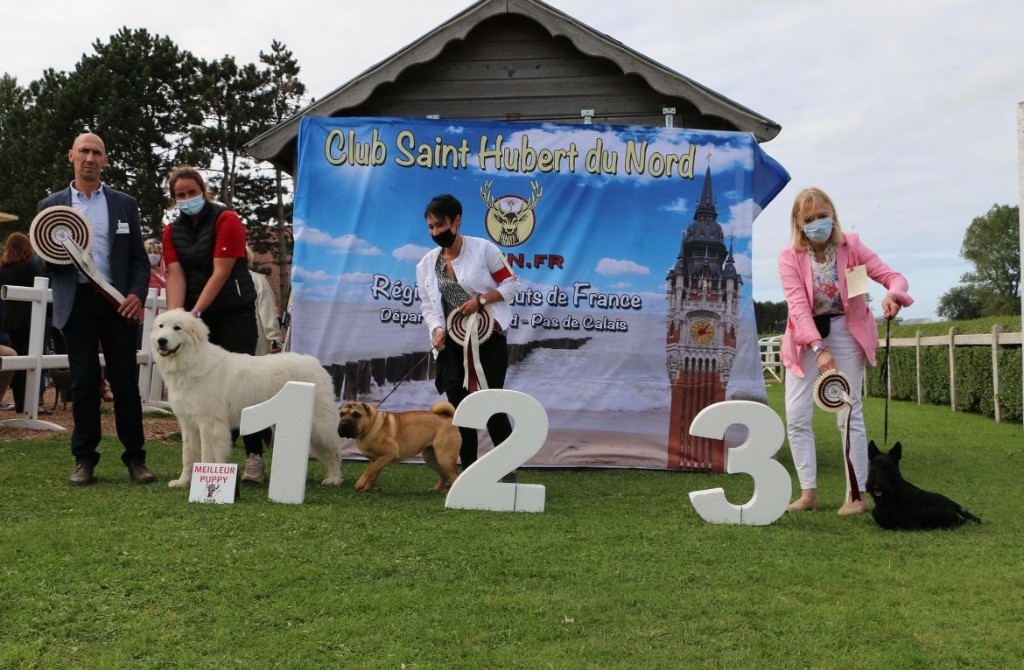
[665, 158, 741, 471]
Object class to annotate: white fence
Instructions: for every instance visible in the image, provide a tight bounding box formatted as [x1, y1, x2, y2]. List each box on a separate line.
[0, 276, 168, 431]
[759, 326, 1024, 424]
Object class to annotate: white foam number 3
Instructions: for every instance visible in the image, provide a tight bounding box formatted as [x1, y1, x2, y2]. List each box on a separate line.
[239, 381, 314, 505]
[445, 389, 547, 513]
[687, 400, 791, 525]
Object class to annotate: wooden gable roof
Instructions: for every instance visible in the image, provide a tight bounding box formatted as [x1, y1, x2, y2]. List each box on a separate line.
[245, 0, 781, 173]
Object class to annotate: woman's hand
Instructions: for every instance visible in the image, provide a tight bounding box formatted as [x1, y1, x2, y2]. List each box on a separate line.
[458, 296, 483, 316]
[432, 327, 446, 352]
[816, 349, 836, 374]
[881, 293, 901, 320]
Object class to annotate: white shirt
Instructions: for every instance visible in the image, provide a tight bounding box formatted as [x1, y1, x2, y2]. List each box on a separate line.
[416, 236, 521, 342]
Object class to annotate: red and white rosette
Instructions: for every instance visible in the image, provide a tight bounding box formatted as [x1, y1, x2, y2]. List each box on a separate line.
[813, 370, 862, 502]
[29, 206, 92, 265]
[446, 304, 495, 392]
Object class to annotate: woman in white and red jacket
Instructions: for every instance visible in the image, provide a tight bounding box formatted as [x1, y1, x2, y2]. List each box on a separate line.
[779, 187, 913, 515]
[416, 194, 522, 470]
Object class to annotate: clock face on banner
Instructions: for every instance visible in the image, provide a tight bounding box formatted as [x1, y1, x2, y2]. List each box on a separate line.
[689, 320, 715, 345]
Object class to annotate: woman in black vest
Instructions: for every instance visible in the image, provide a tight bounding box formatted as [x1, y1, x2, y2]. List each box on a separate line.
[160, 166, 267, 483]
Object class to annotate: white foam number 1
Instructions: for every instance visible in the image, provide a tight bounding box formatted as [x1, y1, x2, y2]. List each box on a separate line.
[687, 400, 791, 525]
[239, 381, 314, 505]
[445, 389, 548, 513]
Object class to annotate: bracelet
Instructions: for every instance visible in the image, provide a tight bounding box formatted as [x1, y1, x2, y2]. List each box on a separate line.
[812, 341, 828, 355]
[190, 308, 201, 318]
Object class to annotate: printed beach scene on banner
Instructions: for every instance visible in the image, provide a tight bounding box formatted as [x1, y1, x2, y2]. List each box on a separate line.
[291, 116, 789, 470]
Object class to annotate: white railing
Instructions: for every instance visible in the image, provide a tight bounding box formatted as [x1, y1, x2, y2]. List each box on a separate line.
[882, 326, 1022, 423]
[759, 335, 783, 383]
[0, 276, 168, 431]
[759, 327, 1022, 423]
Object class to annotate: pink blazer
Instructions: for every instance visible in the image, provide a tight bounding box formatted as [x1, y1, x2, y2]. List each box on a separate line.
[778, 233, 913, 377]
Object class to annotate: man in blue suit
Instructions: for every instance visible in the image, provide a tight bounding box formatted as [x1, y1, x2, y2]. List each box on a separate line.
[38, 132, 156, 486]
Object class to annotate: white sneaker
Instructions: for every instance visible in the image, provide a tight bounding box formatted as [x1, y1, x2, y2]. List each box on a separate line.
[242, 454, 265, 484]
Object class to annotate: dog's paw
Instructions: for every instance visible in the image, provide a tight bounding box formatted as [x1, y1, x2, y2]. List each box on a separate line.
[168, 478, 191, 488]
[321, 475, 343, 487]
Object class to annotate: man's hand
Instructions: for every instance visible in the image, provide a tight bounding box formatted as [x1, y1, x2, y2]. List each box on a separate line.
[118, 293, 143, 321]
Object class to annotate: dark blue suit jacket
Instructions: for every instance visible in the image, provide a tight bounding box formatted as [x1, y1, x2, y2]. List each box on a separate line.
[38, 186, 149, 329]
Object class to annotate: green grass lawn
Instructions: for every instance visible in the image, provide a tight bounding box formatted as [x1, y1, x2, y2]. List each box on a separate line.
[1, 386, 1021, 669]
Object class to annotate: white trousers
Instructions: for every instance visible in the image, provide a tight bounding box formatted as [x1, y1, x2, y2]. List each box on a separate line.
[784, 316, 867, 492]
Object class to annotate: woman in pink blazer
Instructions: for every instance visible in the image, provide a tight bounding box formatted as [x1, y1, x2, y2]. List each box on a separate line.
[779, 187, 913, 515]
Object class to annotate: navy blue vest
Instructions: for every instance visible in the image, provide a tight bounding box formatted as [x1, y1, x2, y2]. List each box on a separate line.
[170, 202, 255, 314]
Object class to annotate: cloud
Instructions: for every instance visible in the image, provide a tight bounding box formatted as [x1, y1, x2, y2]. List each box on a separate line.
[393, 243, 432, 262]
[292, 267, 335, 282]
[339, 272, 375, 285]
[661, 197, 689, 214]
[595, 258, 651, 277]
[296, 226, 382, 255]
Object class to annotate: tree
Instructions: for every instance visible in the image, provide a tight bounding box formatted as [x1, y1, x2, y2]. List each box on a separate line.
[936, 285, 982, 321]
[754, 300, 787, 335]
[937, 204, 1021, 318]
[0, 75, 35, 228]
[71, 28, 202, 233]
[0, 70, 82, 226]
[256, 41, 308, 309]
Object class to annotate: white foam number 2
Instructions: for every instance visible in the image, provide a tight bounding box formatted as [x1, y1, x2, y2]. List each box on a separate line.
[687, 400, 791, 525]
[239, 381, 314, 505]
[445, 389, 548, 513]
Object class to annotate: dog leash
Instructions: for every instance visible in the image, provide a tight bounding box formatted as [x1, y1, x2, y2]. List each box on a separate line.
[375, 351, 432, 408]
[878, 317, 892, 449]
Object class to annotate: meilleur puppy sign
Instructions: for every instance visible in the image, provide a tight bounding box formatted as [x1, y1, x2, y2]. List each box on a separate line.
[189, 463, 239, 504]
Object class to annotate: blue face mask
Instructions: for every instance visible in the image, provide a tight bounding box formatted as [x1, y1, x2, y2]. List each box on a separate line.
[177, 194, 205, 217]
[803, 217, 833, 244]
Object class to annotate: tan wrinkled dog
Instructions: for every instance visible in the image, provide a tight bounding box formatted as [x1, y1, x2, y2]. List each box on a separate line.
[150, 309, 343, 488]
[337, 401, 462, 491]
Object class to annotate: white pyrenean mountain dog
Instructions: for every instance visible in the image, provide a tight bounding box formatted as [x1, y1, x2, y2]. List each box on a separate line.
[150, 308, 343, 488]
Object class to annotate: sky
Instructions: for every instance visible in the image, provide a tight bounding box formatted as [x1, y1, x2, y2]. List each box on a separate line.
[3, 0, 1022, 320]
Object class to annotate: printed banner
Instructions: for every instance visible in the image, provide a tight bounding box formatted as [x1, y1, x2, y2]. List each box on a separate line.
[292, 116, 789, 470]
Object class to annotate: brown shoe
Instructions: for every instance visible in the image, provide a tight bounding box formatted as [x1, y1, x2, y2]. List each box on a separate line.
[127, 462, 157, 484]
[786, 494, 821, 512]
[68, 462, 95, 486]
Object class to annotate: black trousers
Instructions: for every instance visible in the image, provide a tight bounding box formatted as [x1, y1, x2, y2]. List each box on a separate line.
[64, 285, 146, 467]
[7, 327, 29, 413]
[440, 334, 513, 468]
[201, 304, 267, 455]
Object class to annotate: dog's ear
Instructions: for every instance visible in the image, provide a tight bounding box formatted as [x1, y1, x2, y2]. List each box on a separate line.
[868, 440, 880, 459]
[891, 442, 902, 462]
[361, 402, 371, 414]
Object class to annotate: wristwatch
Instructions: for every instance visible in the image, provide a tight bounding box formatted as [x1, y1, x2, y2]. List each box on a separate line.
[812, 341, 827, 355]
[190, 308, 201, 318]
[477, 295, 488, 308]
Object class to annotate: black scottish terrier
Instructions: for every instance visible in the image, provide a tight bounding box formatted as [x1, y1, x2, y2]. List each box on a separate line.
[866, 441, 981, 530]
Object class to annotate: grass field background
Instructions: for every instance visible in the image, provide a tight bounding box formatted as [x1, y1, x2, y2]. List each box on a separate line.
[1, 385, 1021, 668]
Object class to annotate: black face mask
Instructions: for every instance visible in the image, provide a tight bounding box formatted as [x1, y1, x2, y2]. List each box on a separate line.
[431, 229, 457, 248]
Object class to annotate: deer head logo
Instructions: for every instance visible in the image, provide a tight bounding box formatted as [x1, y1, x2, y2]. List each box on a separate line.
[480, 180, 542, 247]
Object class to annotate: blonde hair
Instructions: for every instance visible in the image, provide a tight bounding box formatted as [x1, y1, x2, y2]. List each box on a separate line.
[790, 187, 844, 251]
[144, 238, 162, 255]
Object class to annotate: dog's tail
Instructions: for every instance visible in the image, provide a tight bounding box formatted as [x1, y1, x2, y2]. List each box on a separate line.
[430, 401, 457, 419]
